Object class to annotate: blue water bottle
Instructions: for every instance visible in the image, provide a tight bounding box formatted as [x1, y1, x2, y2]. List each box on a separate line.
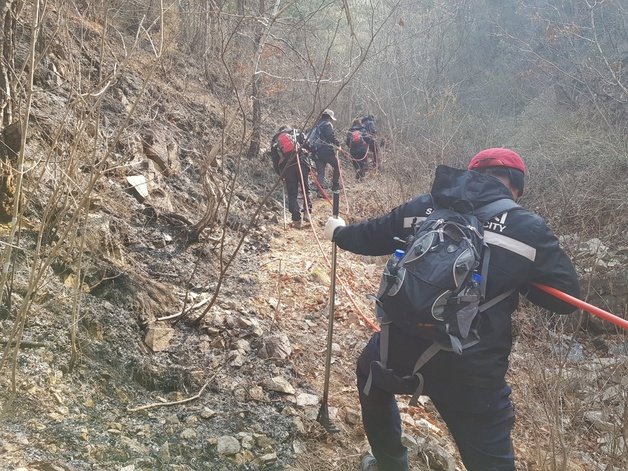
[386, 249, 405, 275]
[393, 249, 405, 263]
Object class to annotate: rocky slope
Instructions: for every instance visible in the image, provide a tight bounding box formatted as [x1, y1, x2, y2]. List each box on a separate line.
[0, 6, 626, 471]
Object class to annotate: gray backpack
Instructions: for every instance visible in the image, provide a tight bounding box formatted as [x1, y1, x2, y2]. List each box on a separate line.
[364, 198, 520, 405]
[304, 122, 322, 154]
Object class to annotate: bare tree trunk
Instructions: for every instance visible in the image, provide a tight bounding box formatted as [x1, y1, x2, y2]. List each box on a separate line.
[246, 0, 265, 160]
[0, 0, 16, 126]
[0, 0, 18, 223]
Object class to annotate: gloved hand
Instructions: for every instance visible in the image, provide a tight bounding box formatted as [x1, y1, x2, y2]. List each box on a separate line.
[324, 216, 345, 241]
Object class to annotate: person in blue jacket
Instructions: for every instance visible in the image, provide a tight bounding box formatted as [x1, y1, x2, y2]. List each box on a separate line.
[310, 109, 341, 195]
[324, 148, 580, 471]
[361, 115, 378, 169]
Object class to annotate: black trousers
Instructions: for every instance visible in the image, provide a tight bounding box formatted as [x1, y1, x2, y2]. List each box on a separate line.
[350, 148, 369, 180]
[315, 152, 340, 191]
[282, 160, 311, 221]
[370, 141, 379, 169]
[357, 332, 516, 471]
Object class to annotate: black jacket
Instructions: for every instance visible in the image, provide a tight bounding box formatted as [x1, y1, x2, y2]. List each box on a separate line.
[361, 116, 377, 136]
[314, 119, 340, 159]
[333, 165, 580, 388]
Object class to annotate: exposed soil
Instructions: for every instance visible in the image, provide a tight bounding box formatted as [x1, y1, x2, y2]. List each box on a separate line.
[0, 177, 456, 471]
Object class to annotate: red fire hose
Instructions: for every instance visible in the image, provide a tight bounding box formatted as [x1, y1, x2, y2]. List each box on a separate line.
[532, 283, 628, 331]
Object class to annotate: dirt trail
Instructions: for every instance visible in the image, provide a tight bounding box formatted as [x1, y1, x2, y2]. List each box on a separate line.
[253, 194, 451, 471]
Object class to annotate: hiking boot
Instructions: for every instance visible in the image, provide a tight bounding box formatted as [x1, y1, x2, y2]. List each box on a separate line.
[290, 220, 302, 229]
[361, 454, 378, 471]
[302, 212, 311, 222]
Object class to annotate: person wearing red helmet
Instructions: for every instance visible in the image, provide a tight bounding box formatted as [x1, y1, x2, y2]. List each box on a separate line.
[468, 147, 526, 198]
[324, 148, 579, 471]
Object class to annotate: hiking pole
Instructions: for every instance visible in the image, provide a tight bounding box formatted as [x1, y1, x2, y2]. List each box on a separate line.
[317, 189, 341, 434]
[531, 283, 628, 330]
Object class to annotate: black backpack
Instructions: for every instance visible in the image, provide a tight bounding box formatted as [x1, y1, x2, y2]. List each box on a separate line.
[364, 198, 520, 404]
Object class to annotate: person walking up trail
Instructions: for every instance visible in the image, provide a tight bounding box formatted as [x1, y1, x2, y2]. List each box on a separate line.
[361, 115, 378, 170]
[323, 148, 580, 471]
[270, 126, 312, 229]
[308, 109, 341, 196]
[346, 118, 371, 180]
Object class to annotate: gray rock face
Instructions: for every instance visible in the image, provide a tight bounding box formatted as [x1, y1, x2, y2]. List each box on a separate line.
[415, 437, 456, 471]
[262, 376, 296, 395]
[258, 333, 293, 359]
[216, 435, 241, 455]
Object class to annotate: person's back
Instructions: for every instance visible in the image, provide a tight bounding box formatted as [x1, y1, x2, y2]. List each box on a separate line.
[370, 166, 577, 385]
[360, 115, 378, 169]
[361, 115, 377, 137]
[270, 126, 311, 227]
[346, 123, 369, 155]
[345, 119, 370, 180]
[270, 127, 296, 174]
[324, 148, 580, 471]
[315, 112, 340, 159]
[312, 109, 341, 192]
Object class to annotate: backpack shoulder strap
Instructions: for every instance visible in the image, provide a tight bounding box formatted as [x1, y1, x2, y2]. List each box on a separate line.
[473, 198, 520, 221]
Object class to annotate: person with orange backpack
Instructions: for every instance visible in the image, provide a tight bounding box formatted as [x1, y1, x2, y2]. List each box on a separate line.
[270, 126, 312, 228]
[346, 118, 371, 180]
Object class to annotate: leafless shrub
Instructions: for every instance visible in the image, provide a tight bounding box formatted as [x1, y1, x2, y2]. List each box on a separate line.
[0, 0, 175, 389]
[512, 304, 626, 471]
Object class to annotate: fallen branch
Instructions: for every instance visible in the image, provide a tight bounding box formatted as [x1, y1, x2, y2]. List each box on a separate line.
[127, 366, 224, 412]
[157, 296, 211, 321]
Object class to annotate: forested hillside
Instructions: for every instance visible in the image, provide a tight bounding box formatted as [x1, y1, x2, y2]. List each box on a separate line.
[0, 1, 625, 470]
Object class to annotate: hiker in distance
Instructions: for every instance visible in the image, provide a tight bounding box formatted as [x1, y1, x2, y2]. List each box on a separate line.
[307, 109, 342, 196]
[323, 148, 580, 471]
[361, 114, 378, 169]
[346, 118, 371, 180]
[269, 126, 312, 229]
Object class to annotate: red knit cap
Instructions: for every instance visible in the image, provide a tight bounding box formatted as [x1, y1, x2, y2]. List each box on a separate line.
[468, 148, 526, 174]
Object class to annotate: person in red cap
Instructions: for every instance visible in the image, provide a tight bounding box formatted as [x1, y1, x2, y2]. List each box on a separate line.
[468, 148, 526, 198]
[324, 148, 579, 471]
